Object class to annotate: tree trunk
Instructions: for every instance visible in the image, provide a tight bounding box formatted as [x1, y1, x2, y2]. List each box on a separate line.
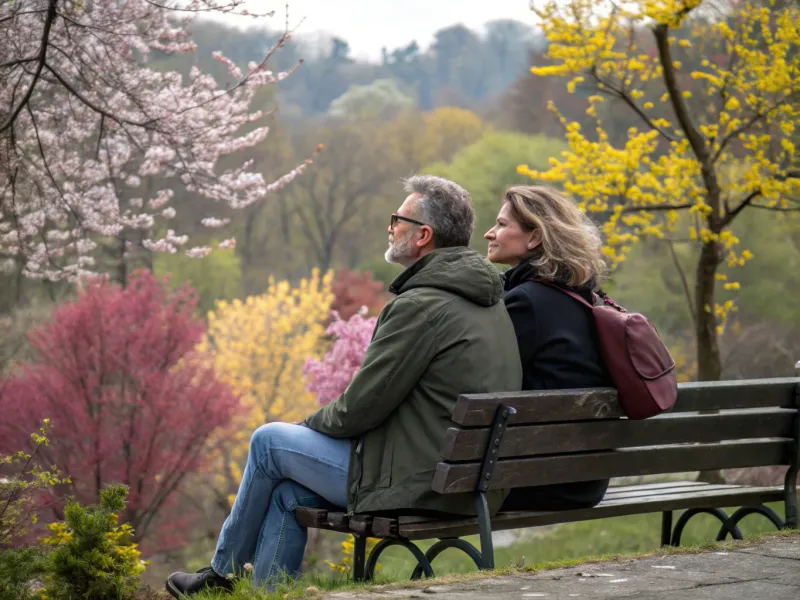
[695, 240, 726, 484]
[694, 240, 722, 382]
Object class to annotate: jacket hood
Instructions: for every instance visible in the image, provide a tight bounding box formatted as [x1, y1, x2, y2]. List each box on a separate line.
[389, 247, 504, 307]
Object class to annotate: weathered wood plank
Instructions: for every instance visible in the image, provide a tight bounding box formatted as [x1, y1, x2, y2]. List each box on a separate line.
[440, 411, 795, 460]
[371, 516, 398, 538]
[450, 379, 800, 427]
[451, 388, 622, 426]
[325, 512, 350, 532]
[603, 483, 743, 501]
[397, 486, 784, 540]
[295, 507, 327, 529]
[349, 515, 373, 536]
[606, 481, 708, 493]
[432, 440, 793, 493]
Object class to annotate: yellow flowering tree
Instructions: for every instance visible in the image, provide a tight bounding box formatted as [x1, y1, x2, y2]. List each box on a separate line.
[200, 269, 335, 508]
[521, 0, 800, 381]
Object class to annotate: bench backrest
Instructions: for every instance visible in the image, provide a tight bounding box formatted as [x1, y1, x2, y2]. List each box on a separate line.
[432, 378, 800, 494]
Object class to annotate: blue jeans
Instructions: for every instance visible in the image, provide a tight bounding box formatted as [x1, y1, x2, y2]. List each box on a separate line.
[211, 422, 350, 588]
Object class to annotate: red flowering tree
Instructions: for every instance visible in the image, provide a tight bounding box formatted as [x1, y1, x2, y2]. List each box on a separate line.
[0, 270, 237, 551]
[330, 269, 390, 320]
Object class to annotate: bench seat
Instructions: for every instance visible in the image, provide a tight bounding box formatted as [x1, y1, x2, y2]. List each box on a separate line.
[295, 378, 799, 581]
[296, 480, 784, 540]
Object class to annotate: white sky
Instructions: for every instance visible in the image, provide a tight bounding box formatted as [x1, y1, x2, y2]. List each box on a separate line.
[209, 0, 539, 61]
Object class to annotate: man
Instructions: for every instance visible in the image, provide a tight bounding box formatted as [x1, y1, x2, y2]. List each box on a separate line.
[166, 175, 522, 596]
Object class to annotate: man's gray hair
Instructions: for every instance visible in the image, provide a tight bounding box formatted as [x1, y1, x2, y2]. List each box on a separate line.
[403, 175, 474, 248]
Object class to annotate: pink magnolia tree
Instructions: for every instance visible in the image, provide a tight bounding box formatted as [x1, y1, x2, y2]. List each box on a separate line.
[0, 270, 238, 551]
[304, 309, 378, 406]
[1, 0, 311, 281]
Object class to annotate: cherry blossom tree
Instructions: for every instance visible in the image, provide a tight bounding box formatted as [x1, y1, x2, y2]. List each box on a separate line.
[1, 0, 312, 282]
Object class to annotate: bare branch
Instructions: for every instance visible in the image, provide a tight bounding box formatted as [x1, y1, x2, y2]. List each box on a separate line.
[0, 55, 39, 70]
[722, 190, 760, 227]
[622, 203, 692, 212]
[0, 0, 58, 134]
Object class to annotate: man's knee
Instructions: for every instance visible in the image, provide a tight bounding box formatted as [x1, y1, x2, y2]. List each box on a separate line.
[250, 422, 294, 450]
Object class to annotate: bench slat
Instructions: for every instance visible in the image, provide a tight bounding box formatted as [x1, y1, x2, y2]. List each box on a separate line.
[602, 483, 744, 501]
[451, 379, 800, 426]
[349, 515, 373, 536]
[432, 439, 793, 493]
[372, 516, 398, 538]
[295, 507, 327, 529]
[441, 411, 795, 460]
[397, 485, 784, 540]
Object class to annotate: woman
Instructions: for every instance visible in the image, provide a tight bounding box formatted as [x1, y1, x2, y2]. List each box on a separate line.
[484, 185, 611, 511]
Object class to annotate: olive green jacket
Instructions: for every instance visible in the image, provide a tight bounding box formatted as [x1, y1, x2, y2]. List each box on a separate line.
[305, 247, 522, 515]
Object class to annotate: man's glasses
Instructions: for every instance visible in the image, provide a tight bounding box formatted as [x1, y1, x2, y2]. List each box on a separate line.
[390, 213, 427, 229]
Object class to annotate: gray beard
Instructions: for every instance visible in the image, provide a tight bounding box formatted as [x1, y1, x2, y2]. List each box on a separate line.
[384, 230, 415, 264]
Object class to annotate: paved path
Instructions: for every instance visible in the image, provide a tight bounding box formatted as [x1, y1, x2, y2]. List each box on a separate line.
[326, 536, 800, 600]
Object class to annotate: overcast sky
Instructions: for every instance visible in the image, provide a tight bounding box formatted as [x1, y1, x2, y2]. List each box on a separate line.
[209, 0, 539, 61]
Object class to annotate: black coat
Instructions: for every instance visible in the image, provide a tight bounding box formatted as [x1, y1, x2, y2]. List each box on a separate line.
[500, 260, 611, 511]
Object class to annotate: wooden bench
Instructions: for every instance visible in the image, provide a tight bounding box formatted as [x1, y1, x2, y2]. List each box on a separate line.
[296, 377, 800, 581]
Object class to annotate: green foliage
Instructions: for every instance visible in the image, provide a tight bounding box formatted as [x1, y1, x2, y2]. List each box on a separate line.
[0, 546, 48, 600]
[0, 421, 69, 547]
[329, 79, 415, 120]
[42, 484, 147, 600]
[424, 132, 568, 254]
[154, 246, 242, 317]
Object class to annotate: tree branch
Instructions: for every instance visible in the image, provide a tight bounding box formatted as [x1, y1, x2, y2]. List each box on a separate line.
[590, 67, 676, 143]
[0, 55, 39, 70]
[0, 0, 58, 134]
[622, 203, 692, 213]
[722, 190, 760, 227]
[42, 63, 153, 128]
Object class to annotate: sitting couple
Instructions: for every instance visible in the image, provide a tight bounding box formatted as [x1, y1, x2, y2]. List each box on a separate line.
[167, 175, 611, 597]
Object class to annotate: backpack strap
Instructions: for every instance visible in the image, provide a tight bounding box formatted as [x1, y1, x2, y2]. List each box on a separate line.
[533, 280, 596, 309]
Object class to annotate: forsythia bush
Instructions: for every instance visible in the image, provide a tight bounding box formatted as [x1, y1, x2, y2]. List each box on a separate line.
[201, 269, 335, 506]
[0, 421, 68, 547]
[0, 422, 67, 600]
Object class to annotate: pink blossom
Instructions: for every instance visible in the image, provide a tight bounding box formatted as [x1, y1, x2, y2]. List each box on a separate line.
[1, 0, 313, 280]
[303, 310, 378, 406]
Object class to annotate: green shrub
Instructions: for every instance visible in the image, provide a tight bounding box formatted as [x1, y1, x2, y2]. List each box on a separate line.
[0, 420, 69, 547]
[41, 484, 147, 600]
[0, 546, 48, 600]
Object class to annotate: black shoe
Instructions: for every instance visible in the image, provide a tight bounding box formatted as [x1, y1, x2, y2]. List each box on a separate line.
[165, 566, 234, 598]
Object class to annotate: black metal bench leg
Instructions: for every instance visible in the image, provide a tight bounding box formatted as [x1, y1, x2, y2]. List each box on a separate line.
[410, 538, 484, 579]
[660, 511, 673, 547]
[670, 507, 743, 546]
[475, 492, 494, 570]
[364, 538, 434, 581]
[715, 505, 785, 541]
[352, 535, 367, 582]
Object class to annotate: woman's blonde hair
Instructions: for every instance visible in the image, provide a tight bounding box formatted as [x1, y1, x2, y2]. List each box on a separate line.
[504, 185, 607, 288]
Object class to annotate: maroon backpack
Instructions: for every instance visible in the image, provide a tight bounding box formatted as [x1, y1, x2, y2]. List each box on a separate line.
[543, 283, 677, 419]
